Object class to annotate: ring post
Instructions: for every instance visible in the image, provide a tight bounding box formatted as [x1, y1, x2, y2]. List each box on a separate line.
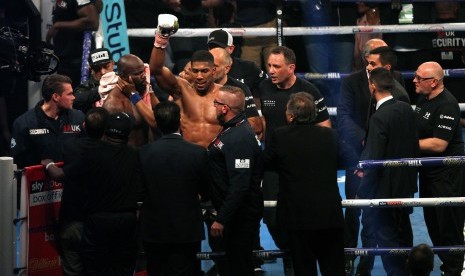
[0, 157, 17, 276]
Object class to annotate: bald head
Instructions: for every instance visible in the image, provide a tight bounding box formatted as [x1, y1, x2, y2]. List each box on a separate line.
[414, 61, 444, 97]
[117, 54, 144, 78]
[210, 47, 232, 66]
[418, 61, 444, 80]
[363, 39, 388, 58]
[210, 47, 233, 83]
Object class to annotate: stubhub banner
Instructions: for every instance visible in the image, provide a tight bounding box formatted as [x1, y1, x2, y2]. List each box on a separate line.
[101, 0, 130, 63]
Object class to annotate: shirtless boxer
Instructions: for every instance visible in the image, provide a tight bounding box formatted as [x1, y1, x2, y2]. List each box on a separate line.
[150, 16, 223, 148]
[103, 54, 157, 146]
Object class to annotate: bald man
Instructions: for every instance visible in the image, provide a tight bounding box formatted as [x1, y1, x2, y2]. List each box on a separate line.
[336, 38, 407, 275]
[209, 47, 263, 138]
[103, 54, 158, 146]
[414, 61, 465, 276]
[151, 39, 222, 148]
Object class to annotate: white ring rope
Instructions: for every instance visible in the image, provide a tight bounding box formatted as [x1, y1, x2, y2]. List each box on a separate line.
[327, 103, 465, 116]
[264, 197, 465, 208]
[127, 23, 465, 38]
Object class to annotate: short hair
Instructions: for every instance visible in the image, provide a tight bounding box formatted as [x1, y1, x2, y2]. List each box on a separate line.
[369, 46, 397, 68]
[269, 46, 296, 65]
[85, 107, 109, 139]
[407, 244, 434, 276]
[41, 74, 72, 101]
[287, 92, 316, 124]
[220, 85, 245, 112]
[191, 50, 214, 66]
[362, 38, 387, 58]
[369, 67, 395, 92]
[154, 101, 181, 134]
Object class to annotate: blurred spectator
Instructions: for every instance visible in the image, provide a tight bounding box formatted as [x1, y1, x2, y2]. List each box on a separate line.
[431, 1, 465, 116]
[124, 0, 172, 63]
[169, 0, 210, 73]
[382, 2, 434, 103]
[46, 0, 99, 87]
[354, 3, 382, 70]
[233, 0, 277, 69]
[207, 0, 243, 58]
[407, 244, 434, 276]
[301, 0, 358, 107]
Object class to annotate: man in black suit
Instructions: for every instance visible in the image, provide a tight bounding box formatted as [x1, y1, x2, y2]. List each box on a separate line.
[139, 101, 209, 276]
[336, 40, 410, 275]
[355, 67, 419, 276]
[264, 92, 346, 276]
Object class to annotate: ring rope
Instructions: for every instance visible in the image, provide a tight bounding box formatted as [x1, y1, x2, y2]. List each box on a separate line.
[264, 197, 465, 208]
[127, 23, 465, 38]
[358, 156, 465, 169]
[195, 246, 465, 260]
[296, 69, 465, 80]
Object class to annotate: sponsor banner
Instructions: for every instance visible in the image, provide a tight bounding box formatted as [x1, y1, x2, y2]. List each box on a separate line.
[101, 0, 130, 63]
[25, 164, 63, 276]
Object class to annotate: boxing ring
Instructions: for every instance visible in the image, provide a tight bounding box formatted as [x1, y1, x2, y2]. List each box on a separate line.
[2, 18, 465, 276]
[195, 155, 465, 274]
[122, 22, 465, 274]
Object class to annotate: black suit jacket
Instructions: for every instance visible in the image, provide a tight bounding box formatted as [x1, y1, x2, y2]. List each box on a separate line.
[139, 134, 209, 243]
[358, 99, 419, 199]
[264, 124, 344, 230]
[337, 69, 409, 157]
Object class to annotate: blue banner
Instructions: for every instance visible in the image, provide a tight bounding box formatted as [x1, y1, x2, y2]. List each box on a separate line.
[101, 0, 130, 63]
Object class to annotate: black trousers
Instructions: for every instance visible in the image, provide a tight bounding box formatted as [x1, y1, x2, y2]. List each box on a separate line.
[343, 171, 362, 252]
[81, 211, 138, 276]
[262, 171, 291, 250]
[288, 228, 345, 276]
[144, 241, 201, 276]
[213, 214, 261, 276]
[357, 208, 411, 276]
[420, 168, 465, 276]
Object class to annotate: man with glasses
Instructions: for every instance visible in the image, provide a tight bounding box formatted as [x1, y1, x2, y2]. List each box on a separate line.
[209, 47, 263, 138]
[413, 61, 465, 276]
[208, 85, 263, 275]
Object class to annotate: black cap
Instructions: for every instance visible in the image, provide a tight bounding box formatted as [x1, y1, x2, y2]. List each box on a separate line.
[207, 29, 233, 48]
[105, 112, 133, 140]
[88, 48, 113, 67]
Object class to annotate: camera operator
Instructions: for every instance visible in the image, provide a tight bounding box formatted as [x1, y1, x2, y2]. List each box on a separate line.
[0, 1, 28, 156]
